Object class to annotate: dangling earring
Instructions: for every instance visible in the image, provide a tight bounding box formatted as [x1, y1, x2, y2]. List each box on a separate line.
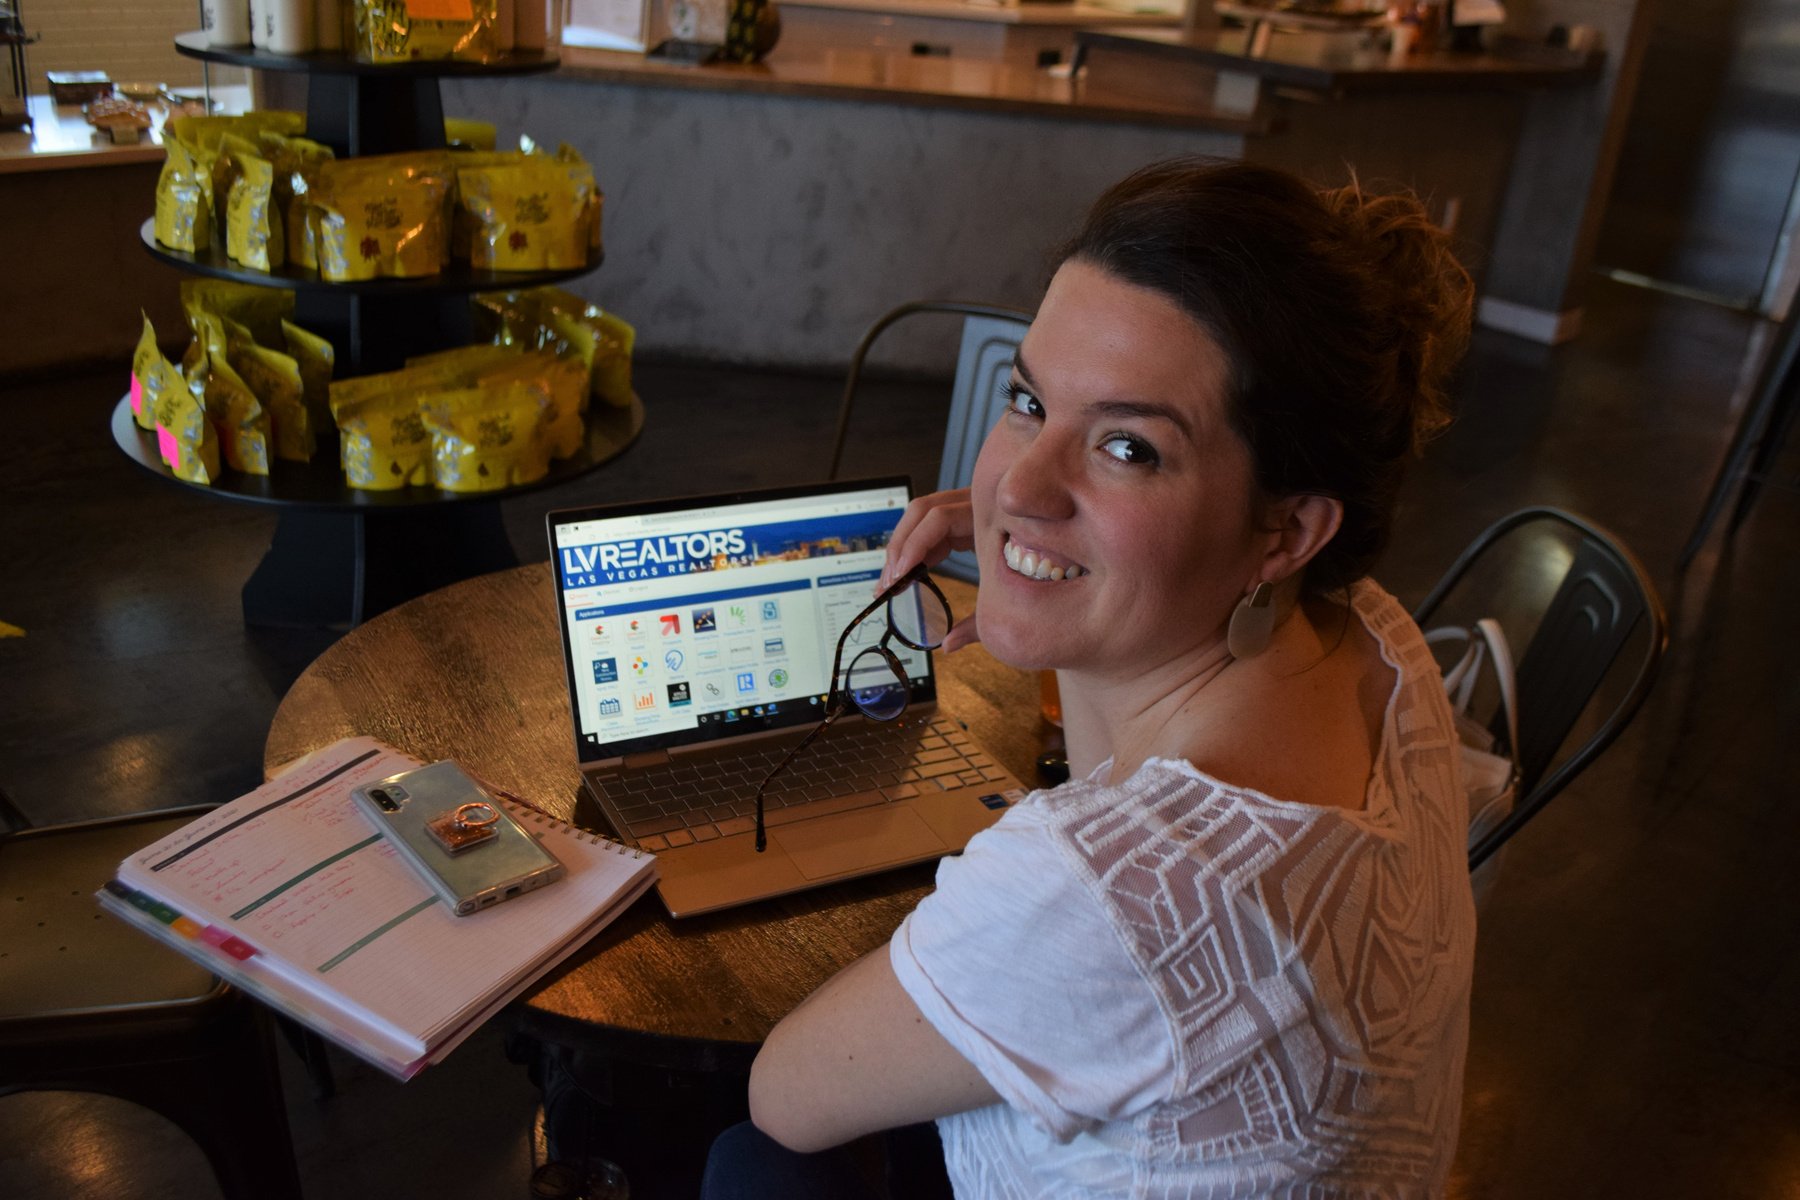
[1227, 581, 1275, 659]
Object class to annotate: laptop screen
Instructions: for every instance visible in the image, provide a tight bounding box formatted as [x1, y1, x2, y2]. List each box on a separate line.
[547, 477, 936, 762]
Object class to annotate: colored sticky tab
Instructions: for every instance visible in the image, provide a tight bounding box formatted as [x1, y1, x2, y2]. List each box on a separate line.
[218, 936, 258, 961]
[171, 916, 204, 939]
[198, 926, 233, 948]
[102, 880, 135, 901]
[126, 889, 160, 914]
[146, 900, 181, 925]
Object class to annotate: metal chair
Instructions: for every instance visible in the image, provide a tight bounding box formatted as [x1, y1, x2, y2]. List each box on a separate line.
[0, 805, 305, 1200]
[826, 300, 1033, 581]
[1412, 507, 1670, 869]
[1679, 306, 1800, 567]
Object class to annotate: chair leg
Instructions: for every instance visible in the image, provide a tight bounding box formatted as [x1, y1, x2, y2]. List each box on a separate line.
[1725, 362, 1800, 535]
[1680, 310, 1800, 567]
[277, 1013, 338, 1100]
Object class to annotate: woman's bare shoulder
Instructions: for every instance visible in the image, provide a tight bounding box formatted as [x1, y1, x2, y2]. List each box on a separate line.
[1176, 603, 1394, 811]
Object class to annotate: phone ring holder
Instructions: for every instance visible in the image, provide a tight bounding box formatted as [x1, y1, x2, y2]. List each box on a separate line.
[452, 802, 501, 829]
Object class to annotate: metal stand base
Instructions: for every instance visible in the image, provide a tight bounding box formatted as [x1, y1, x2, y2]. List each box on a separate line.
[242, 504, 520, 629]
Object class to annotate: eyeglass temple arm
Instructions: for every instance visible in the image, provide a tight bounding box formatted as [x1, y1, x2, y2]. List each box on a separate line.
[754, 708, 843, 852]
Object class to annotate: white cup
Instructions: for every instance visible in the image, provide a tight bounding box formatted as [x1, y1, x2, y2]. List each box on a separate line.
[258, 0, 315, 54]
[204, 0, 253, 46]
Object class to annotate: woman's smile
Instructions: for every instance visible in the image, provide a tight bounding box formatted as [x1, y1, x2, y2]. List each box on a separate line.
[1000, 534, 1088, 581]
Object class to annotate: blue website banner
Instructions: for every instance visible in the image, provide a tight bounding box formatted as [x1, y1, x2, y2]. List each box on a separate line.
[815, 569, 882, 588]
[573, 576, 815, 622]
[559, 510, 899, 589]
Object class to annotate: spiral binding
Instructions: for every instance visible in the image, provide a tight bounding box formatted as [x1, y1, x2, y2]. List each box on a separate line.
[479, 780, 646, 859]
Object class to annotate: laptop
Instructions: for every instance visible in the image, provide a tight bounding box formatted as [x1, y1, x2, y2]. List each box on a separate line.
[546, 477, 1024, 917]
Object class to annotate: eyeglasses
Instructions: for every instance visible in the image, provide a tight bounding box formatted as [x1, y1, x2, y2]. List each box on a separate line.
[753, 564, 954, 852]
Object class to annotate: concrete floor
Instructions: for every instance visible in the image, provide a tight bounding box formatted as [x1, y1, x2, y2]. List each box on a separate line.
[1, 277, 1796, 1198]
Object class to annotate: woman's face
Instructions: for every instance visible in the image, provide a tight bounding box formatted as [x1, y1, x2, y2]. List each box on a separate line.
[971, 259, 1272, 678]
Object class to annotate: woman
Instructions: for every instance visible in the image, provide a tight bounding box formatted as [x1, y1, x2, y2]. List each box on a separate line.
[707, 156, 1478, 1198]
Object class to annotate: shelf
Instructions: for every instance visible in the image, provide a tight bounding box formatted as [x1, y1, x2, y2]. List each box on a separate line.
[173, 30, 559, 77]
[111, 392, 644, 513]
[140, 219, 605, 297]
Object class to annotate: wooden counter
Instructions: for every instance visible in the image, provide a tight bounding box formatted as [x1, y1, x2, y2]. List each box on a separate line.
[774, 0, 1178, 68]
[1071, 26, 1602, 95]
[0, 88, 252, 175]
[554, 44, 1263, 130]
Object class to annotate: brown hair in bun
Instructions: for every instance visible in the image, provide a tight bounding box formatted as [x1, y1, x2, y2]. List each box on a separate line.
[1059, 157, 1475, 596]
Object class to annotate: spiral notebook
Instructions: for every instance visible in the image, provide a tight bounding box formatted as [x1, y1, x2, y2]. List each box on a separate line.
[97, 737, 658, 1080]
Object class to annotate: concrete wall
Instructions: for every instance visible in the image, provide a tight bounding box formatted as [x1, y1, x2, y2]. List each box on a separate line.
[435, 72, 1248, 369]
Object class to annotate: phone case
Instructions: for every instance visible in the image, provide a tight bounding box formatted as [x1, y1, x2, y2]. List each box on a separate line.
[351, 761, 565, 916]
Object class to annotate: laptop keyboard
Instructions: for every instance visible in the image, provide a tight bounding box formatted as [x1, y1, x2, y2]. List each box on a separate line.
[593, 717, 1013, 851]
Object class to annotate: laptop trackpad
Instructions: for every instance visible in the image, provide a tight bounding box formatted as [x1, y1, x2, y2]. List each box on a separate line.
[770, 807, 948, 880]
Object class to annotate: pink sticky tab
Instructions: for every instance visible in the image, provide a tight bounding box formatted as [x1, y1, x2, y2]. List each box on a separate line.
[171, 916, 203, 938]
[219, 936, 258, 961]
[156, 426, 179, 467]
[129, 375, 145, 417]
[198, 925, 232, 948]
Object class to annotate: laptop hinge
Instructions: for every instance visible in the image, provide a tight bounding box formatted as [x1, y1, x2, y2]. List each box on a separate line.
[621, 749, 673, 769]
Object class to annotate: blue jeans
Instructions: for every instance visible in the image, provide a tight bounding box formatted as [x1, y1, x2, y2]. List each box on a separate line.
[700, 1120, 952, 1200]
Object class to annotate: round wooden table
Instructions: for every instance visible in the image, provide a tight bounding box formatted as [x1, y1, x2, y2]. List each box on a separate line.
[264, 563, 1045, 1068]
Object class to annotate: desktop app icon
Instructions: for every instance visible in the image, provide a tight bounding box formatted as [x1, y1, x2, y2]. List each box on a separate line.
[665, 649, 685, 672]
[660, 613, 681, 636]
[667, 682, 692, 707]
[693, 607, 717, 632]
[761, 599, 780, 621]
[736, 671, 756, 694]
[634, 691, 656, 711]
[763, 637, 785, 656]
[768, 668, 789, 688]
[592, 658, 618, 685]
[597, 696, 621, 716]
[631, 655, 650, 679]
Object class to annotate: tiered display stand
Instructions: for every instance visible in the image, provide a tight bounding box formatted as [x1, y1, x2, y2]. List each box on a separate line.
[113, 33, 643, 629]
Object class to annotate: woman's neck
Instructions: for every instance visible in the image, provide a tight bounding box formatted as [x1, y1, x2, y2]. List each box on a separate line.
[1059, 586, 1326, 784]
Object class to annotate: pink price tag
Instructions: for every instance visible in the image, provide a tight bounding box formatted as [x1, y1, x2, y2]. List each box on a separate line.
[129, 375, 145, 417]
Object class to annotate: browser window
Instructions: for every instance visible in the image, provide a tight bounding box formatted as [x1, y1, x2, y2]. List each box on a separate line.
[552, 483, 927, 754]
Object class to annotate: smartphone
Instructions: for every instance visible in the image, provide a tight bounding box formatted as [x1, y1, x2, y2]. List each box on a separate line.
[352, 762, 564, 916]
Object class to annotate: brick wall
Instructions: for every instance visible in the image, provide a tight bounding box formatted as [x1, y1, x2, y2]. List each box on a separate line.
[18, 0, 247, 93]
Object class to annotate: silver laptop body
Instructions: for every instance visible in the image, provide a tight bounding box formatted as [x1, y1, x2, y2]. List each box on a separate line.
[546, 477, 1022, 917]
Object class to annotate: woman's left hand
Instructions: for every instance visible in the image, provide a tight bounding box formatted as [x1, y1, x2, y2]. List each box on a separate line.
[883, 489, 982, 651]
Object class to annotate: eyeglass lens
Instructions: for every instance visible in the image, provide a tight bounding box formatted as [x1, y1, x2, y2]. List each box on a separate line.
[834, 579, 952, 721]
[888, 578, 952, 650]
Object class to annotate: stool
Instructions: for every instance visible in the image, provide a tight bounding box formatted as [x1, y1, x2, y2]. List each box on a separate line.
[0, 806, 304, 1200]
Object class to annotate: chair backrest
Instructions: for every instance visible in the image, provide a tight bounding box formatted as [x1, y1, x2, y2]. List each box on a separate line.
[827, 300, 1032, 581]
[1412, 508, 1670, 869]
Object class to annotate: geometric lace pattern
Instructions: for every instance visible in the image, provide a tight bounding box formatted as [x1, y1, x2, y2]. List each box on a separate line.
[939, 580, 1476, 1199]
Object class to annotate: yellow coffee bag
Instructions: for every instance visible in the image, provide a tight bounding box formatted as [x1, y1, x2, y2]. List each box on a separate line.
[157, 368, 221, 485]
[418, 383, 551, 492]
[352, 0, 501, 64]
[282, 319, 336, 436]
[229, 336, 315, 462]
[312, 154, 453, 282]
[336, 389, 434, 490]
[194, 347, 272, 475]
[153, 137, 214, 253]
[457, 158, 595, 271]
[226, 151, 285, 272]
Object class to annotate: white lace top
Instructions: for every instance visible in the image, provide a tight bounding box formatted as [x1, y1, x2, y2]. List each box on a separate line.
[890, 580, 1476, 1199]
